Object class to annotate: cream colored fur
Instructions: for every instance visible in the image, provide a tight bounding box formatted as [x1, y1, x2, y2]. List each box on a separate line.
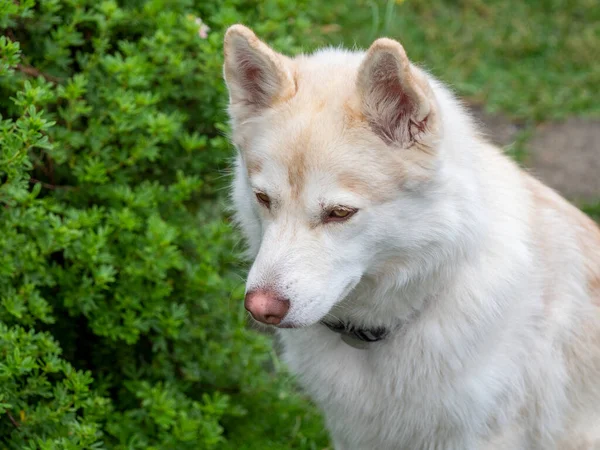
[223, 24, 600, 450]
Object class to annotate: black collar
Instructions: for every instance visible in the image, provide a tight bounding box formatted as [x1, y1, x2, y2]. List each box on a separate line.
[321, 320, 389, 349]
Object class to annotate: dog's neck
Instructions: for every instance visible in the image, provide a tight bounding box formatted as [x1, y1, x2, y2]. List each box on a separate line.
[321, 275, 438, 349]
[329, 260, 453, 327]
[326, 219, 484, 343]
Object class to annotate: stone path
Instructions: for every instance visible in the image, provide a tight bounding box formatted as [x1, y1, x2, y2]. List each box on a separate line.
[469, 105, 600, 202]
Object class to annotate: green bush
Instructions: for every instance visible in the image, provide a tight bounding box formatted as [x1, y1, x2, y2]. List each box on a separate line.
[0, 1, 331, 448]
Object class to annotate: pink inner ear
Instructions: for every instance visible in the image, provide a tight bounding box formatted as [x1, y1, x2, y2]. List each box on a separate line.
[235, 49, 271, 106]
[365, 54, 418, 145]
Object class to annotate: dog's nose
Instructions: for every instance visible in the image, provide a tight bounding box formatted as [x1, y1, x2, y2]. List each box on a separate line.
[245, 290, 290, 325]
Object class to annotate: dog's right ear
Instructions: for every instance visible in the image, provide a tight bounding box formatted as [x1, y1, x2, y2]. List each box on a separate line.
[223, 25, 296, 122]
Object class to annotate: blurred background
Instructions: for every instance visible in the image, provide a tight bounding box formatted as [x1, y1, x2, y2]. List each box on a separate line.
[0, 0, 598, 449]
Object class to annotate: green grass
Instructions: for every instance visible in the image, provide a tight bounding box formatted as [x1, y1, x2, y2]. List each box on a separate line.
[321, 0, 600, 121]
[582, 202, 600, 221]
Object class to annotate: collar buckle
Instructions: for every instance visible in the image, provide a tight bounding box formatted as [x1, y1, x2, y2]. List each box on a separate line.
[321, 320, 389, 349]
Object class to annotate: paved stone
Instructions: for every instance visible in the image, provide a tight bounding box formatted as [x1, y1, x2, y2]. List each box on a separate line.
[468, 104, 523, 147]
[528, 119, 600, 202]
[468, 104, 600, 202]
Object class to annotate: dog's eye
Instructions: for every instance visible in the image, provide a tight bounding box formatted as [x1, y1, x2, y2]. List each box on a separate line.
[326, 207, 357, 223]
[255, 192, 270, 207]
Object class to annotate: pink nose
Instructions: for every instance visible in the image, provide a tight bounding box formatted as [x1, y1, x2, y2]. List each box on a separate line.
[245, 289, 290, 325]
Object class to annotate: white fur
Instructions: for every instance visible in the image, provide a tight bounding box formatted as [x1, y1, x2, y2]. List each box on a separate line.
[225, 26, 600, 450]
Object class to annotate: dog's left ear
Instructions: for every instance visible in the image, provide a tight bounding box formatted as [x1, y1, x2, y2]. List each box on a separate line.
[357, 38, 437, 148]
[223, 25, 295, 122]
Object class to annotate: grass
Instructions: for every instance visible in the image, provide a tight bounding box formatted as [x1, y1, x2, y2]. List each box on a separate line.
[582, 202, 600, 221]
[320, 0, 600, 121]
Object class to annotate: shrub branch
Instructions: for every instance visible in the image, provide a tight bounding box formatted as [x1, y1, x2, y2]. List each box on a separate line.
[6, 412, 20, 429]
[16, 64, 61, 84]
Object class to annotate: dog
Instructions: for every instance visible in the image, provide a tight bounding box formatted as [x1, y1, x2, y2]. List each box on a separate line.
[223, 24, 600, 449]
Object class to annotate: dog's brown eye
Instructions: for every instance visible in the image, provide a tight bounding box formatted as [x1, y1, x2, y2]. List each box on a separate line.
[326, 207, 356, 222]
[256, 192, 270, 207]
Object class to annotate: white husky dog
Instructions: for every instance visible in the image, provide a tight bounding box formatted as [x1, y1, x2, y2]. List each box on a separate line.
[223, 24, 600, 449]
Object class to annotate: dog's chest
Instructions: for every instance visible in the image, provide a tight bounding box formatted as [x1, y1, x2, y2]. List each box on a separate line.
[278, 326, 491, 449]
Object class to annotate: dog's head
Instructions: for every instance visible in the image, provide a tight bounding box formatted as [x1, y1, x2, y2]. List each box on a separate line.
[224, 25, 451, 328]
